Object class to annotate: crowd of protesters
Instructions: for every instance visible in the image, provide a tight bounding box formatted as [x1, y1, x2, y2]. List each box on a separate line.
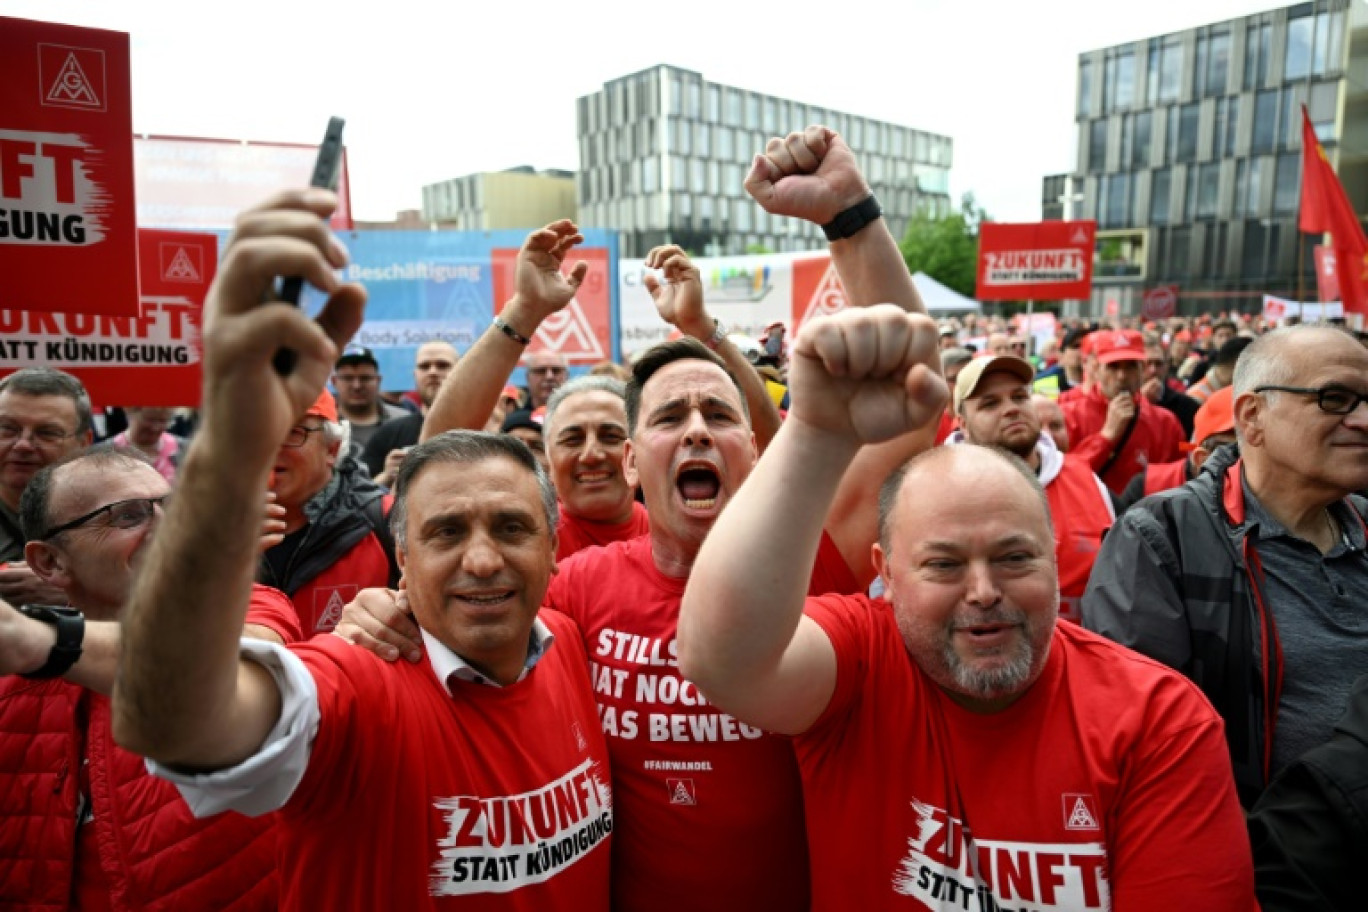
[0, 126, 1365, 911]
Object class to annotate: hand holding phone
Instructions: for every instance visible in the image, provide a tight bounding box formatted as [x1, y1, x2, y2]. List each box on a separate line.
[273, 116, 346, 375]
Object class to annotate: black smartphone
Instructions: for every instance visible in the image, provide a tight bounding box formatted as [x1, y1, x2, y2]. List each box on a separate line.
[273, 117, 345, 374]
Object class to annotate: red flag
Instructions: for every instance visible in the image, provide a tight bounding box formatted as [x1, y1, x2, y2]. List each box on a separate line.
[1300, 106, 1368, 314]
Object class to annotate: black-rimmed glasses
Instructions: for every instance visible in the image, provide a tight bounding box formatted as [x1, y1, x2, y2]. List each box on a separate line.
[1253, 385, 1368, 416]
[40, 495, 168, 541]
[282, 424, 326, 448]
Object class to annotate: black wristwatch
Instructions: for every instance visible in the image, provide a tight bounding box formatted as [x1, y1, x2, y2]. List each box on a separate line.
[822, 194, 882, 242]
[18, 605, 84, 679]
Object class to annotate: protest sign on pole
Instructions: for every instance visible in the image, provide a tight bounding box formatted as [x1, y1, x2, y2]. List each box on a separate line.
[0, 17, 139, 316]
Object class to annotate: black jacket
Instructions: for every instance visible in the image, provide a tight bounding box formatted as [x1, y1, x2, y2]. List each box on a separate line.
[1249, 673, 1368, 911]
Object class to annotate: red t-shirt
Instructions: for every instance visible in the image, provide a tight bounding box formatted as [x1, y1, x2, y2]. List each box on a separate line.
[555, 501, 650, 561]
[275, 610, 611, 911]
[800, 595, 1256, 911]
[545, 531, 858, 912]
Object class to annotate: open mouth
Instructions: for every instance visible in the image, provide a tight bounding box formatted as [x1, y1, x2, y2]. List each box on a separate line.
[957, 623, 1017, 645]
[676, 464, 721, 510]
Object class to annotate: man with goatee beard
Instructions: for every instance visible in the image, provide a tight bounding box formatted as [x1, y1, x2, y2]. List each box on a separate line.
[947, 354, 1114, 623]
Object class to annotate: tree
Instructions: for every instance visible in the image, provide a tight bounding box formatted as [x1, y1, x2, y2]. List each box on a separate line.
[899, 193, 989, 298]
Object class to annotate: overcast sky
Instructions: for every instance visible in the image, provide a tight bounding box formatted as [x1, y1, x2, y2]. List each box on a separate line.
[9, 0, 1292, 223]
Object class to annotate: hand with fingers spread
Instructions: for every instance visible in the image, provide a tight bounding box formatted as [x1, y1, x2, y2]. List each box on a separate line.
[744, 125, 872, 227]
[333, 587, 423, 663]
[788, 304, 947, 447]
[644, 245, 712, 340]
[507, 219, 590, 324]
[201, 189, 367, 468]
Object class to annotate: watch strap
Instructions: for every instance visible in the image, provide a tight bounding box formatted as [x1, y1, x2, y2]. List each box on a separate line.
[822, 194, 882, 242]
[18, 605, 84, 680]
[702, 318, 727, 351]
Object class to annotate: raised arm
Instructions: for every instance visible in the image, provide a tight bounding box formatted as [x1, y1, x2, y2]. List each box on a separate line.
[643, 245, 783, 452]
[420, 221, 587, 441]
[112, 190, 365, 769]
[745, 126, 939, 583]
[678, 305, 946, 734]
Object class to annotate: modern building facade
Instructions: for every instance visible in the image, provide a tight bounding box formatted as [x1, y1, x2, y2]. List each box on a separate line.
[1067, 0, 1366, 316]
[575, 65, 953, 258]
[421, 167, 577, 231]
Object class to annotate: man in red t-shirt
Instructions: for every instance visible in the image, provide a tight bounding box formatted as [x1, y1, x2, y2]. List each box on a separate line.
[1060, 329, 1184, 493]
[541, 375, 650, 560]
[947, 355, 1114, 622]
[112, 192, 612, 911]
[680, 306, 1257, 910]
[345, 127, 943, 912]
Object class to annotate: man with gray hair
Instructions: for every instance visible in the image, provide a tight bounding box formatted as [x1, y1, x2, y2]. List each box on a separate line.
[259, 388, 398, 636]
[543, 375, 649, 560]
[0, 367, 94, 604]
[1083, 324, 1368, 807]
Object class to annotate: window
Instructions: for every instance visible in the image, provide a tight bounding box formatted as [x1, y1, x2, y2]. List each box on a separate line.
[1132, 111, 1151, 169]
[1078, 59, 1094, 117]
[1309, 81, 1339, 142]
[1172, 104, 1198, 163]
[1104, 51, 1135, 112]
[1203, 29, 1230, 97]
[1169, 226, 1192, 279]
[1151, 168, 1172, 224]
[1244, 157, 1265, 217]
[1088, 120, 1107, 172]
[719, 127, 734, 160]
[1194, 164, 1219, 220]
[642, 158, 659, 194]
[1157, 38, 1182, 103]
[726, 89, 742, 125]
[1242, 220, 1280, 278]
[706, 85, 720, 122]
[1251, 90, 1278, 154]
[695, 122, 710, 157]
[745, 93, 759, 126]
[687, 81, 701, 118]
[1244, 22, 1270, 89]
[1285, 10, 1343, 80]
[1101, 173, 1130, 229]
[1203, 223, 1229, 278]
[1273, 153, 1300, 215]
[690, 158, 705, 193]
[763, 98, 777, 133]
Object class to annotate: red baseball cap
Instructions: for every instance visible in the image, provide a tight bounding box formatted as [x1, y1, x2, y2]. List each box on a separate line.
[1187, 385, 1235, 449]
[305, 390, 337, 423]
[1091, 330, 1146, 365]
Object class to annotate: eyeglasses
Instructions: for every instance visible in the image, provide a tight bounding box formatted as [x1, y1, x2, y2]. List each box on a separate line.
[0, 421, 79, 447]
[41, 495, 168, 541]
[528, 367, 567, 377]
[1253, 385, 1368, 416]
[282, 424, 326, 448]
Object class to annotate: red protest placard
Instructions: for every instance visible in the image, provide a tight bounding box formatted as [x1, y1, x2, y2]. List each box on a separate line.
[0, 229, 214, 406]
[977, 221, 1096, 301]
[492, 248, 613, 363]
[0, 17, 139, 316]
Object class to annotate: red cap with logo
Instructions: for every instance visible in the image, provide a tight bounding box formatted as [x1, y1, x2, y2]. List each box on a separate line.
[1187, 385, 1235, 449]
[1091, 330, 1146, 365]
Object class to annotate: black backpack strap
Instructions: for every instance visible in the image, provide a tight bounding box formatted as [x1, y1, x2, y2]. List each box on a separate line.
[362, 493, 402, 588]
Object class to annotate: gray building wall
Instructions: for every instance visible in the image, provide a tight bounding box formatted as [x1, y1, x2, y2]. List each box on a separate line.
[1070, 0, 1365, 317]
[576, 65, 953, 258]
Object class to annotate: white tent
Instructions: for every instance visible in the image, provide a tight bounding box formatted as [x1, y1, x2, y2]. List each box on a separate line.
[911, 271, 981, 314]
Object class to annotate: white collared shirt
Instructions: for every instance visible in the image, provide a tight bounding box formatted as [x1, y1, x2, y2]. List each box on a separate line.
[148, 622, 557, 818]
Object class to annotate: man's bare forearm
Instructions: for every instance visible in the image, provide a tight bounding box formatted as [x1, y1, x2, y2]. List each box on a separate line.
[680, 419, 857, 692]
[705, 334, 783, 453]
[830, 220, 926, 315]
[421, 304, 533, 441]
[113, 434, 280, 767]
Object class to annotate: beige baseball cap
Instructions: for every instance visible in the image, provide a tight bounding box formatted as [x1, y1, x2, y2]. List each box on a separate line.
[952, 355, 1036, 413]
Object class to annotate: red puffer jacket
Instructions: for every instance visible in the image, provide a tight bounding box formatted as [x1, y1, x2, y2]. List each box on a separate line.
[0, 679, 278, 911]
